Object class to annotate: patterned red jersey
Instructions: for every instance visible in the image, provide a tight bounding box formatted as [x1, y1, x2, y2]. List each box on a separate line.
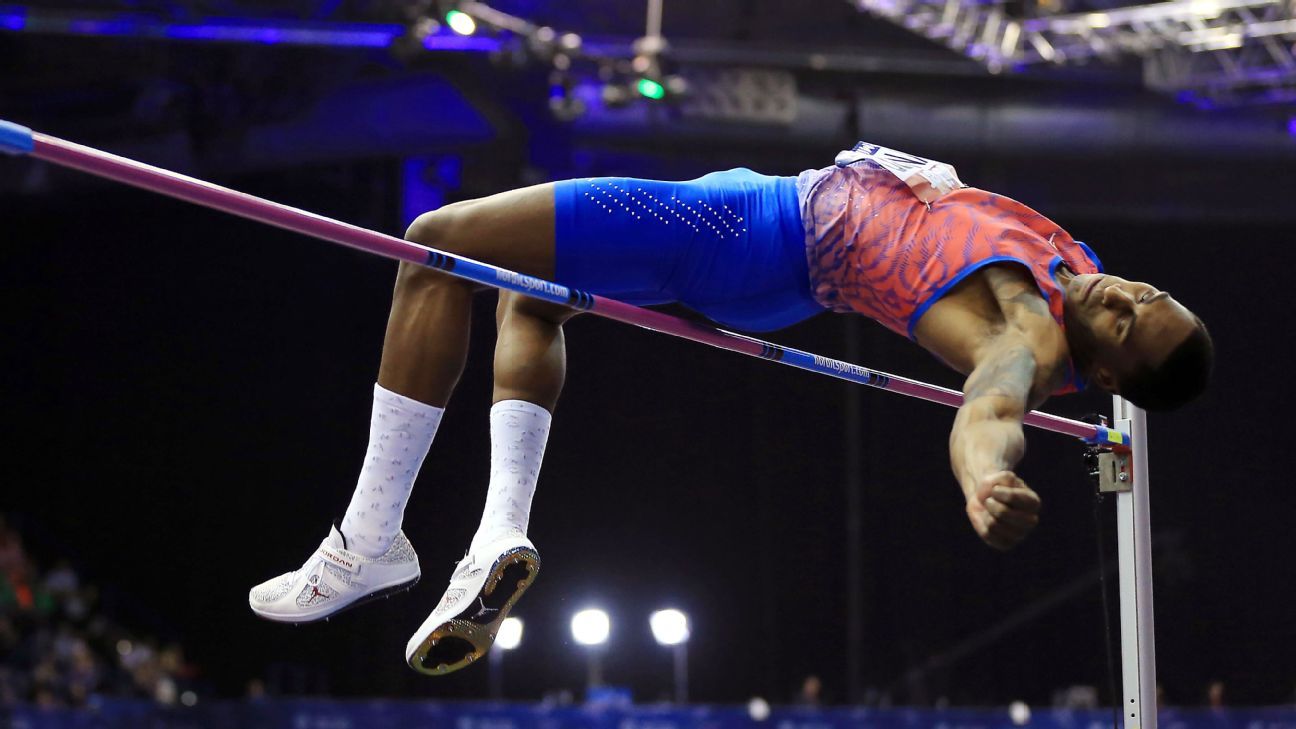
[798, 162, 1102, 392]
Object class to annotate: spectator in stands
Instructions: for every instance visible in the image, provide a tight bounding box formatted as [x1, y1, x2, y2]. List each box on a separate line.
[0, 516, 26, 576]
[0, 514, 199, 710]
[797, 675, 823, 708]
[1207, 680, 1226, 709]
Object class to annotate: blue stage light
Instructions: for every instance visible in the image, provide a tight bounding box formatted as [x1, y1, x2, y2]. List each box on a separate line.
[67, 18, 140, 36]
[0, 7, 25, 30]
[0, 7, 498, 51]
[162, 22, 401, 47]
[421, 33, 500, 52]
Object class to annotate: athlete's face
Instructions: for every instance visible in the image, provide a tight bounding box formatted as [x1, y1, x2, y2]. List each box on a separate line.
[1063, 273, 1198, 392]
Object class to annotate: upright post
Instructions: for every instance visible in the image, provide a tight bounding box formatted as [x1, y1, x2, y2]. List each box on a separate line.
[587, 650, 603, 691]
[1113, 396, 1157, 729]
[844, 318, 865, 703]
[488, 648, 503, 701]
[672, 643, 688, 704]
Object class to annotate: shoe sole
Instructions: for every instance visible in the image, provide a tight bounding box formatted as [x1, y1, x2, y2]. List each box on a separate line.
[406, 546, 540, 676]
[251, 573, 421, 624]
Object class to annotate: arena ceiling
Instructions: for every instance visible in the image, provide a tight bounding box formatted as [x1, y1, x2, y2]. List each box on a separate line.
[2, 0, 1292, 216]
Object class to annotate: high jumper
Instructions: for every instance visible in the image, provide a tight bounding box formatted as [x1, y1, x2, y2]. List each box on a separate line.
[0, 121, 1210, 680]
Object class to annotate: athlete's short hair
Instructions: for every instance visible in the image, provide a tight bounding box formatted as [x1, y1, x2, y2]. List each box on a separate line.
[1119, 317, 1214, 412]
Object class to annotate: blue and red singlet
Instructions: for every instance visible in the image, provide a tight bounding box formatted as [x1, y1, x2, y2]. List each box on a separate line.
[551, 145, 1101, 393]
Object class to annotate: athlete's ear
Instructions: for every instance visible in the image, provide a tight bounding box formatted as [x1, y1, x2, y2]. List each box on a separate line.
[1091, 366, 1119, 393]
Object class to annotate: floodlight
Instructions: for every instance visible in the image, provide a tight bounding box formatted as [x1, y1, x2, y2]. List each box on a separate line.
[446, 10, 477, 35]
[649, 608, 690, 646]
[571, 608, 610, 646]
[497, 617, 523, 650]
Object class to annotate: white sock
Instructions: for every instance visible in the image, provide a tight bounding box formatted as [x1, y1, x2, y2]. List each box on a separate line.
[469, 399, 552, 554]
[340, 383, 444, 557]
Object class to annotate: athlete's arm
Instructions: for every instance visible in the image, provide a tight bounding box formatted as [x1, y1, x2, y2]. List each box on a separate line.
[947, 266, 1062, 550]
[950, 341, 1042, 550]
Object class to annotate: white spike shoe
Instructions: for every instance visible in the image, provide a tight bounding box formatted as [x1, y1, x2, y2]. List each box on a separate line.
[405, 535, 540, 675]
[249, 524, 420, 623]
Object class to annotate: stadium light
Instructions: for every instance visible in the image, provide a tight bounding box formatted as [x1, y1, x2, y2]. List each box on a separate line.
[488, 616, 523, 700]
[497, 617, 523, 650]
[571, 608, 610, 646]
[650, 608, 690, 703]
[649, 608, 689, 645]
[445, 9, 477, 36]
[571, 608, 610, 692]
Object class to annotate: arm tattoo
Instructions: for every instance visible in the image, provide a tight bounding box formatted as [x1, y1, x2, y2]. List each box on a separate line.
[964, 345, 1035, 405]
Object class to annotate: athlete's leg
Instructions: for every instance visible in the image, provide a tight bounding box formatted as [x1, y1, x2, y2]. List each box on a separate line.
[403, 232, 581, 675]
[250, 184, 570, 625]
[379, 184, 562, 406]
[491, 291, 577, 410]
[338, 184, 568, 554]
[447, 291, 579, 560]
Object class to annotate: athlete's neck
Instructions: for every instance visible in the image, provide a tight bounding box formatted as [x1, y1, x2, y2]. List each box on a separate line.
[1055, 264, 1077, 289]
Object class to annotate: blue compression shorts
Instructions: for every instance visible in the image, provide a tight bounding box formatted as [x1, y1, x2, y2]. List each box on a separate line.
[553, 168, 824, 332]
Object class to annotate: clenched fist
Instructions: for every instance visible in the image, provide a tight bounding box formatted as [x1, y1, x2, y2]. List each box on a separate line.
[965, 471, 1041, 550]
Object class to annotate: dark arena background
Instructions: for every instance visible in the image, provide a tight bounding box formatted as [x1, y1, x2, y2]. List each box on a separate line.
[2, 1, 1296, 727]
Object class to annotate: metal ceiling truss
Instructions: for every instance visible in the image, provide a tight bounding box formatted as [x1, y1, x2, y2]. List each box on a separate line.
[850, 0, 1296, 106]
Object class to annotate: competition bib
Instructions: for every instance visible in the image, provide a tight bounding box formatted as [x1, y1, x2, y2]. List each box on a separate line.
[834, 141, 967, 204]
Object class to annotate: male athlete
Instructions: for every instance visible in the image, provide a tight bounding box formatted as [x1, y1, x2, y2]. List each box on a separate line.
[248, 144, 1212, 675]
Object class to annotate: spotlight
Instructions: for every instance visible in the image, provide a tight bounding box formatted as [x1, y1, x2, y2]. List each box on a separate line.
[636, 78, 666, 100]
[650, 609, 690, 703]
[496, 617, 523, 650]
[649, 609, 690, 646]
[446, 9, 476, 35]
[571, 608, 610, 645]
[571, 608, 610, 691]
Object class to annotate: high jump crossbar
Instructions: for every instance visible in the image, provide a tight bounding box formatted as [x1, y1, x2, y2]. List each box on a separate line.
[0, 120, 1126, 447]
[0, 120, 1155, 727]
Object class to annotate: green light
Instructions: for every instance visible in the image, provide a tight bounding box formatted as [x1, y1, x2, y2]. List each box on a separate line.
[445, 9, 477, 35]
[636, 78, 666, 100]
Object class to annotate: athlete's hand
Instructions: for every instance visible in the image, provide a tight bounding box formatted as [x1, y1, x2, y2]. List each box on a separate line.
[965, 471, 1041, 551]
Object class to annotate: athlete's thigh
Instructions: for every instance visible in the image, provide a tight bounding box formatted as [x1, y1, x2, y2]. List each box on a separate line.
[410, 182, 557, 280]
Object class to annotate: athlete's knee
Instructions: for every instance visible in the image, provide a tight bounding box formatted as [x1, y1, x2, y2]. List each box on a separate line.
[403, 200, 476, 249]
[399, 203, 484, 296]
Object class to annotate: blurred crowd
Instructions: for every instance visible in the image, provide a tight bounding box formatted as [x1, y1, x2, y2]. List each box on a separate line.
[0, 514, 200, 709]
[3, 510, 1289, 711]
